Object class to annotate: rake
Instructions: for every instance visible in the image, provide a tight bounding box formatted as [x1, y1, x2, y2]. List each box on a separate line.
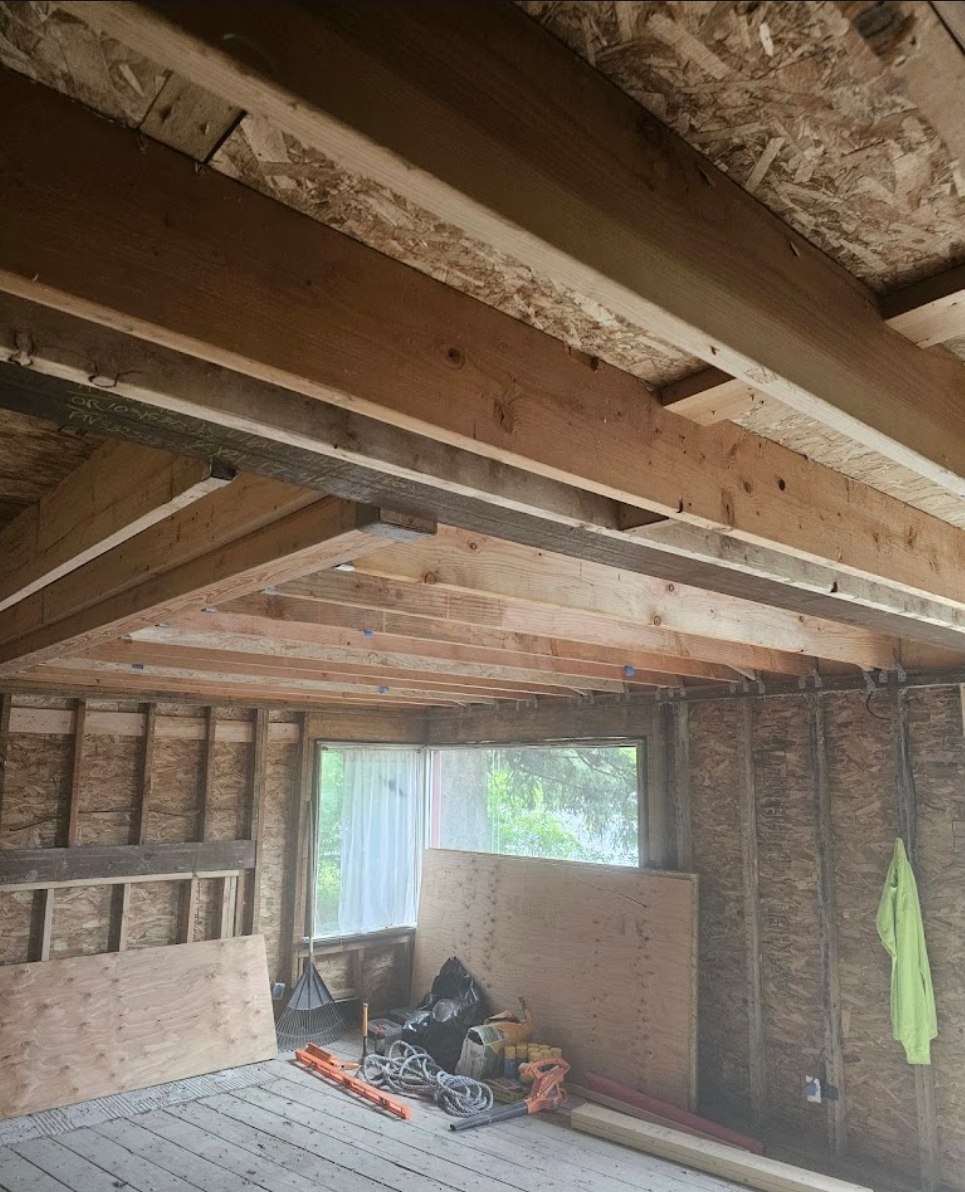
[276, 780, 344, 1052]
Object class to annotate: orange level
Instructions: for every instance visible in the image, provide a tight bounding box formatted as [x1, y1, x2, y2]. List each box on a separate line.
[294, 1044, 412, 1121]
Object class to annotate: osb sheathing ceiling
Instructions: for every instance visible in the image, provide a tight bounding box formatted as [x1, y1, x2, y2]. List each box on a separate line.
[4, 1, 965, 525]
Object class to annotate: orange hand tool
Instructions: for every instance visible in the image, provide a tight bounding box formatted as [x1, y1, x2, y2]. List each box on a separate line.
[450, 1058, 570, 1131]
[294, 1042, 412, 1120]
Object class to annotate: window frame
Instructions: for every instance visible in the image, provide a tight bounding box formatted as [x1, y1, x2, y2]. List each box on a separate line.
[309, 742, 429, 946]
[425, 737, 648, 869]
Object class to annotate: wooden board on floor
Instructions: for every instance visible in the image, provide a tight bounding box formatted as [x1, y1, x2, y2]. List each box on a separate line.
[0, 935, 276, 1120]
[571, 1104, 871, 1192]
[412, 850, 697, 1108]
[567, 1101, 867, 1192]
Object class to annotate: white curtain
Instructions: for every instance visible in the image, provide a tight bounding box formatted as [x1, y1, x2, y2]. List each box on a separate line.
[336, 748, 424, 935]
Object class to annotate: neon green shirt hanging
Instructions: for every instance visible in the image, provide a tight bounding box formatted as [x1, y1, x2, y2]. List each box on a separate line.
[876, 838, 937, 1065]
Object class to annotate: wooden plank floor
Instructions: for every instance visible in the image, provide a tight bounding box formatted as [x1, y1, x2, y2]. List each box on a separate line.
[0, 1057, 747, 1192]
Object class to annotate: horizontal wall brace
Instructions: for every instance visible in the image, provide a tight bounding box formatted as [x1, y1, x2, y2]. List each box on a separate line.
[0, 839, 255, 890]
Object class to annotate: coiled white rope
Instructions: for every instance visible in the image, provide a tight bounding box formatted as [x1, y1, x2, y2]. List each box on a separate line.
[360, 1041, 493, 1117]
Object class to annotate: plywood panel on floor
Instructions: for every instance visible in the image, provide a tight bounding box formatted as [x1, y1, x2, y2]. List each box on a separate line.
[0, 936, 276, 1120]
[412, 850, 697, 1108]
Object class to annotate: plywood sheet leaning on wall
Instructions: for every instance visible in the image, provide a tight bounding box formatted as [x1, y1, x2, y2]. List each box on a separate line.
[0, 935, 276, 1119]
[412, 850, 697, 1108]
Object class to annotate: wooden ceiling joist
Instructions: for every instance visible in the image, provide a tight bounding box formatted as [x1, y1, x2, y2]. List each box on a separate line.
[348, 527, 895, 670]
[0, 497, 435, 675]
[80, 640, 610, 699]
[61, 0, 965, 496]
[38, 657, 502, 706]
[5, 76, 965, 637]
[10, 305, 965, 656]
[160, 600, 742, 684]
[278, 572, 816, 679]
[0, 439, 228, 613]
[659, 265, 965, 425]
[11, 668, 457, 708]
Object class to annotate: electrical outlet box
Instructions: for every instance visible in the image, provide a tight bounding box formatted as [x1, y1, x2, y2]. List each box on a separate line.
[272, 981, 286, 1000]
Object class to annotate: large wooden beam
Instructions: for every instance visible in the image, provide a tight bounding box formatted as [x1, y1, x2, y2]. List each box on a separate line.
[276, 572, 835, 679]
[0, 440, 228, 612]
[60, 1, 965, 495]
[10, 306, 965, 657]
[0, 840, 255, 889]
[166, 598, 742, 683]
[660, 266, 965, 423]
[349, 528, 895, 669]
[4, 78, 965, 625]
[0, 499, 434, 674]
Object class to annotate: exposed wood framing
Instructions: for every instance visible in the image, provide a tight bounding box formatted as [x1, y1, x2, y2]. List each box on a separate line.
[895, 688, 942, 1192]
[172, 596, 742, 683]
[60, 1, 965, 494]
[65, 698, 87, 847]
[808, 693, 847, 1156]
[179, 878, 199, 946]
[197, 705, 216, 841]
[277, 573, 821, 680]
[245, 707, 270, 935]
[6, 704, 300, 741]
[0, 439, 227, 614]
[351, 527, 895, 669]
[5, 82, 965, 636]
[0, 691, 10, 837]
[0, 840, 256, 888]
[662, 266, 965, 423]
[740, 698, 766, 1124]
[134, 702, 157, 844]
[9, 311, 965, 660]
[282, 714, 313, 987]
[80, 640, 604, 699]
[108, 883, 131, 953]
[672, 702, 693, 872]
[0, 498, 434, 674]
[647, 708, 672, 869]
[30, 889, 55, 962]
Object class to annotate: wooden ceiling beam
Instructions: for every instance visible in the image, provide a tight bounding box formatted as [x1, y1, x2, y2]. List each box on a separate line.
[0, 440, 228, 613]
[41, 657, 500, 700]
[348, 528, 894, 670]
[4, 79, 965, 628]
[162, 601, 740, 684]
[11, 668, 459, 708]
[82, 640, 606, 698]
[0, 499, 434, 675]
[661, 265, 965, 424]
[277, 573, 816, 679]
[60, 0, 965, 495]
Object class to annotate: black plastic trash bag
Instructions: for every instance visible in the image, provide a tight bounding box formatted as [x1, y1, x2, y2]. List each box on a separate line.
[402, 956, 486, 1071]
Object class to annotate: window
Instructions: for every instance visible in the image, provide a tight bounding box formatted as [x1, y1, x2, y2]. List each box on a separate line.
[315, 746, 425, 938]
[314, 740, 643, 940]
[428, 743, 641, 867]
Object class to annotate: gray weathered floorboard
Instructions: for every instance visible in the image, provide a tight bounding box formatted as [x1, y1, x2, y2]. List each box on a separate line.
[1, 1054, 745, 1192]
[210, 1089, 457, 1192]
[90, 1117, 256, 1192]
[0, 1149, 75, 1192]
[144, 1105, 376, 1192]
[63, 1125, 209, 1192]
[10, 1139, 126, 1192]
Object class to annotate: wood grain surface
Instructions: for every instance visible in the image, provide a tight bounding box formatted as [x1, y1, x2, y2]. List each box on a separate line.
[0, 935, 276, 1119]
[412, 849, 697, 1108]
